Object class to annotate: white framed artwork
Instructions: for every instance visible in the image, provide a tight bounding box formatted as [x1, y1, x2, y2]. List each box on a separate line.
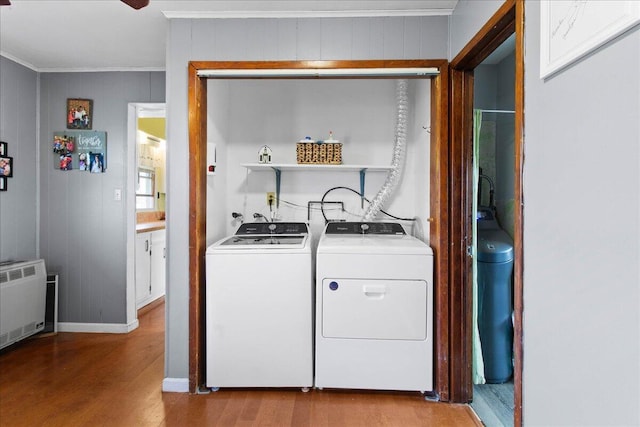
[540, 1, 640, 79]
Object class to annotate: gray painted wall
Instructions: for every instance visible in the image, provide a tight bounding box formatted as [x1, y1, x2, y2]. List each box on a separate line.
[453, 1, 640, 424]
[494, 52, 515, 237]
[165, 16, 449, 381]
[0, 57, 38, 263]
[449, 0, 504, 61]
[39, 72, 165, 324]
[523, 4, 639, 425]
[474, 65, 498, 111]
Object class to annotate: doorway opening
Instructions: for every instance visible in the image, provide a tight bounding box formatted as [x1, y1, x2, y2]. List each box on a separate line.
[126, 103, 167, 327]
[449, 0, 524, 425]
[470, 35, 516, 427]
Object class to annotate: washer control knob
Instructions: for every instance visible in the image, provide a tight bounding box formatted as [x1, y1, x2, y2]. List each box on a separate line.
[360, 223, 369, 232]
[268, 223, 277, 232]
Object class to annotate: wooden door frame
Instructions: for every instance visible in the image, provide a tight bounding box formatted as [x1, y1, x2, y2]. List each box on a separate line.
[187, 59, 454, 398]
[449, 0, 524, 424]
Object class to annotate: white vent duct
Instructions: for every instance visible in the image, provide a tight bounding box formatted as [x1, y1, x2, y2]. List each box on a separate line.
[363, 79, 409, 221]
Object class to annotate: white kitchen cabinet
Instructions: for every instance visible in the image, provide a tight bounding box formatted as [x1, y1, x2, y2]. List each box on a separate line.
[135, 229, 166, 309]
[150, 229, 166, 303]
[135, 233, 151, 308]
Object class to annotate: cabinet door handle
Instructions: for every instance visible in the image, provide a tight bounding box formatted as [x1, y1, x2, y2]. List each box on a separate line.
[145, 240, 149, 252]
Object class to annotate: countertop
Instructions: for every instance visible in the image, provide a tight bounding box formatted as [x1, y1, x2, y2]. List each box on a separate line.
[136, 221, 166, 234]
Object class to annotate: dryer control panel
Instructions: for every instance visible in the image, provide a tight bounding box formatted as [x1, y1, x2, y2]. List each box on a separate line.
[325, 222, 406, 235]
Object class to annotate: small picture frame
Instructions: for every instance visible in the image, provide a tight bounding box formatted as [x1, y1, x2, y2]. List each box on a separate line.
[0, 156, 13, 178]
[89, 152, 104, 173]
[0, 176, 6, 191]
[59, 153, 73, 171]
[0, 141, 6, 156]
[67, 98, 93, 130]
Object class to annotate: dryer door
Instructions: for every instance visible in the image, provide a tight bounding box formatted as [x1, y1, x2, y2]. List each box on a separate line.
[321, 279, 427, 340]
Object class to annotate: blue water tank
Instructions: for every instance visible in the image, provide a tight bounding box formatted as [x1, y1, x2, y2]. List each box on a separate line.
[477, 209, 514, 384]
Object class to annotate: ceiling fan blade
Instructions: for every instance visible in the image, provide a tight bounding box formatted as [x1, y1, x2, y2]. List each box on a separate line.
[0, 0, 12, 6]
[121, 0, 149, 10]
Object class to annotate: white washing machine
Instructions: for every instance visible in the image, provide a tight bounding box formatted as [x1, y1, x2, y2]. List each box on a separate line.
[315, 222, 433, 392]
[205, 222, 313, 390]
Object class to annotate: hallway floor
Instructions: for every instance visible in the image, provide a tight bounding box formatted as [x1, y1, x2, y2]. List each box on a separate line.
[0, 301, 481, 426]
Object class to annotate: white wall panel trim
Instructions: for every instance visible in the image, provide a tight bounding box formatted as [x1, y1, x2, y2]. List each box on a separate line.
[162, 377, 190, 393]
[57, 320, 139, 334]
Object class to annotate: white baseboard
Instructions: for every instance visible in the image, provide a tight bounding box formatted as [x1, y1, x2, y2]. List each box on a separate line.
[162, 377, 189, 393]
[57, 320, 139, 334]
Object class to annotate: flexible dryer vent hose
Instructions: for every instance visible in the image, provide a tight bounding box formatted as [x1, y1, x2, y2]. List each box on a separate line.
[363, 79, 409, 221]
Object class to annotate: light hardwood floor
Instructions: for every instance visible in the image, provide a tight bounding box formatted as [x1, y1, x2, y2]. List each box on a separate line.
[0, 300, 481, 426]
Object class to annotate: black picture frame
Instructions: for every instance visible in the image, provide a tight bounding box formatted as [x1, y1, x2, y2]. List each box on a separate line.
[0, 176, 6, 191]
[0, 141, 6, 157]
[0, 156, 12, 178]
[66, 98, 93, 130]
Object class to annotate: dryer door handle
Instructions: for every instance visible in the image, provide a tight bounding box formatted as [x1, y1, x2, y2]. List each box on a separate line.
[363, 285, 387, 299]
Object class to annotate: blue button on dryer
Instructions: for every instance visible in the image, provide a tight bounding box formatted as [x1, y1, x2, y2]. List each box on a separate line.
[329, 281, 339, 291]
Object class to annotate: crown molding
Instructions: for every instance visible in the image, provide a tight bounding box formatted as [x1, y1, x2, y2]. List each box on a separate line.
[162, 9, 454, 19]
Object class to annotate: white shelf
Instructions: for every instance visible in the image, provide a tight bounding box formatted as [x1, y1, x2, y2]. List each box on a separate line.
[241, 163, 394, 172]
[241, 163, 393, 208]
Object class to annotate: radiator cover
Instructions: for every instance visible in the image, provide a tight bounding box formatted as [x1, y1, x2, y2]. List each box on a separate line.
[0, 259, 47, 350]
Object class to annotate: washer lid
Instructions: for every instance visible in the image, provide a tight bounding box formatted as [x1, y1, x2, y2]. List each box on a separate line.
[220, 235, 305, 246]
[207, 233, 309, 251]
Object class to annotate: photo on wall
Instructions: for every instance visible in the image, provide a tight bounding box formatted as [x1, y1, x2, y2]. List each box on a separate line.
[0, 176, 6, 191]
[59, 153, 73, 170]
[52, 131, 107, 172]
[78, 152, 88, 171]
[77, 131, 106, 172]
[0, 141, 7, 156]
[0, 156, 13, 177]
[67, 98, 93, 130]
[90, 152, 104, 173]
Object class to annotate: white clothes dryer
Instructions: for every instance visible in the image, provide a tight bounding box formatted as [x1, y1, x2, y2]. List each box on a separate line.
[205, 222, 313, 390]
[315, 222, 434, 392]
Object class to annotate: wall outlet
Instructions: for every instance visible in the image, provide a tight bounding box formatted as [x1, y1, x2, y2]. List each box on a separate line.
[266, 192, 276, 206]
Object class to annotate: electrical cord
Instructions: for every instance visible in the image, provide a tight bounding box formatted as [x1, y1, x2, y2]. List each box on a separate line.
[279, 199, 342, 212]
[320, 186, 416, 223]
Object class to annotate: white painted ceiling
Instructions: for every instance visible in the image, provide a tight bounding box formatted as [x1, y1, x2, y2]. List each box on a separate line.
[0, 0, 458, 72]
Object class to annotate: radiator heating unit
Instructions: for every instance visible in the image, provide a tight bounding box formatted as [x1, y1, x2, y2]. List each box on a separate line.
[0, 259, 47, 350]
